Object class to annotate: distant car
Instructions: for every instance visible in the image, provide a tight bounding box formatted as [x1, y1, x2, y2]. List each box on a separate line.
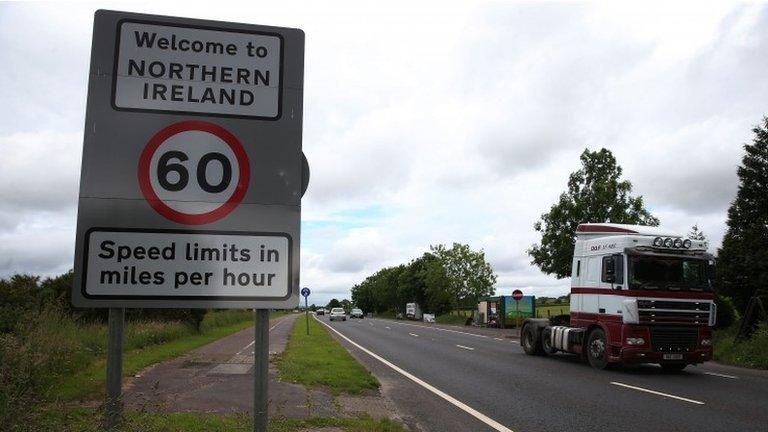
[350, 308, 364, 319]
[329, 308, 346, 321]
[316, 308, 325, 316]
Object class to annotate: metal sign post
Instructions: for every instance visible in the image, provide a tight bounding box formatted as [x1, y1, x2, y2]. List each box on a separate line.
[72, 10, 305, 429]
[301, 287, 310, 335]
[105, 308, 124, 430]
[253, 309, 269, 431]
[512, 289, 524, 329]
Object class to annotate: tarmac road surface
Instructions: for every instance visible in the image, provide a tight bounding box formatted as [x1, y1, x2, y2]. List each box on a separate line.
[318, 315, 768, 432]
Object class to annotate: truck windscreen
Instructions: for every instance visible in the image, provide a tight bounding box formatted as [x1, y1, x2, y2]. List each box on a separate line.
[628, 256, 711, 291]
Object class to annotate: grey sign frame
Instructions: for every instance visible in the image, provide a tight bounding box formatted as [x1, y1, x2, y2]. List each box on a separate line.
[72, 10, 304, 309]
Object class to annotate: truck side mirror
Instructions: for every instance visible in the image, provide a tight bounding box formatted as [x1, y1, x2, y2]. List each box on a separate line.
[605, 274, 616, 283]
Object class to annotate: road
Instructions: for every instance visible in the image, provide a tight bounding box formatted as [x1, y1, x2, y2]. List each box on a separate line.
[317, 315, 768, 432]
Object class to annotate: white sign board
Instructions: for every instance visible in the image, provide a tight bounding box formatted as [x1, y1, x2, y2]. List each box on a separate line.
[114, 20, 282, 119]
[85, 229, 290, 300]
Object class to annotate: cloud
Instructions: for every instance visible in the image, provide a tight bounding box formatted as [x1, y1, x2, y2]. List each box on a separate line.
[0, 2, 765, 307]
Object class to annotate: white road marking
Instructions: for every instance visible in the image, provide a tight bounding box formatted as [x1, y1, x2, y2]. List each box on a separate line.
[704, 371, 738, 379]
[409, 333, 419, 337]
[456, 345, 475, 351]
[610, 382, 705, 405]
[378, 319, 492, 339]
[315, 316, 515, 432]
[385, 326, 391, 329]
[493, 338, 504, 341]
[236, 316, 286, 355]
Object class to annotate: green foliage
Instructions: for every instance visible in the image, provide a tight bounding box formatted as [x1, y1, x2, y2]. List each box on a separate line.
[717, 117, 768, 311]
[327, 298, 342, 309]
[714, 323, 768, 369]
[35, 407, 407, 432]
[528, 148, 659, 279]
[0, 273, 252, 431]
[714, 293, 739, 329]
[431, 243, 497, 308]
[276, 317, 379, 394]
[351, 246, 496, 316]
[0, 274, 40, 333]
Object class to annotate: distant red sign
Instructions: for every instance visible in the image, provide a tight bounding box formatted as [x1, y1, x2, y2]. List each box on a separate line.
[512, 289, 524, 301]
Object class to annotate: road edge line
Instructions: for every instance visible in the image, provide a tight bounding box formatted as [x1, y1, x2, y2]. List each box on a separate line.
[315, 316, 515, 432]
[609, 381, 705, 405]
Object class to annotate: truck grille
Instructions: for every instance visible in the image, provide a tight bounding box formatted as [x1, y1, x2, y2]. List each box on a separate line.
[637, 300, 711, 325]
[649, 326, 698, 352]
[637, 300, 710, 311]
[639, 310, 710, 324]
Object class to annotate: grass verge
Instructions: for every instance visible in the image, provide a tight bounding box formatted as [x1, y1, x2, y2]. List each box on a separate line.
[713, 323, 768, 369]
[276, 316, 379, 394]
[36, 407, 407, 432]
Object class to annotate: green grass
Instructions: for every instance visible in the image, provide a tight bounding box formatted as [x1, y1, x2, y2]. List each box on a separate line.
[1, 306, 293, 431]
[713, 323, 768, 369]
[34, 407, 407, 432]
[535, 304, 570, 318]
[54, 316, 254, 401]
[276, 316, 379, 394]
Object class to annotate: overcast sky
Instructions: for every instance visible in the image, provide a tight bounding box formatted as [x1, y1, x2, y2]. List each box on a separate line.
[1, 1, 766, 305]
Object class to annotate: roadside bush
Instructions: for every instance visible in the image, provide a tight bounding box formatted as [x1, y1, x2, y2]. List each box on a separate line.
[714, 293, 739, 329]
[714, 323, 768, 369]
[0, 274, 40, 333]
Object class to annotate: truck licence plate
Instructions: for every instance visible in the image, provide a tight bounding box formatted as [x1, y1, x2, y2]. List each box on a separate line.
[663, 354, 683, 360]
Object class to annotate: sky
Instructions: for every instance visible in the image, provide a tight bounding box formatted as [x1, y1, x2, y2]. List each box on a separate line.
[1, 1, 766, 306]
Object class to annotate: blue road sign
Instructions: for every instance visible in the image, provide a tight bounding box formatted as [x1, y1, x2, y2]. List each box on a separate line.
[301, 287, 310, 297]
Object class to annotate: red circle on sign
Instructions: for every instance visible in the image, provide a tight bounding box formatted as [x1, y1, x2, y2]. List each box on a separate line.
[137, 120, 250, 225]
[512, 289, 524, 301]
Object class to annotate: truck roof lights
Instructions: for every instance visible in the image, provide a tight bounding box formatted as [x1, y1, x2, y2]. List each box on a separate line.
[663, 237, 674, 248]
[653, 237, 664, 247]
[683, 239, 692, 249]
[673, 238, 683, 248]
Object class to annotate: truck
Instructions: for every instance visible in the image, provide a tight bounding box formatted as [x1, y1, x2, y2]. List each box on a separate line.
[406, 303, 423, 320]
[521, 223, 716, 370]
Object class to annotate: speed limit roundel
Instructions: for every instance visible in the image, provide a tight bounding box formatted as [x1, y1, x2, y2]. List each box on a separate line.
[138, 121, 250, 225]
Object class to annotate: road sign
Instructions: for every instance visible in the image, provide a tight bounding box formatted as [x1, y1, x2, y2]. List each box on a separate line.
[72, 10, 305, 309]
[512, 289, 524, 301]
[301, 287, 310, 297]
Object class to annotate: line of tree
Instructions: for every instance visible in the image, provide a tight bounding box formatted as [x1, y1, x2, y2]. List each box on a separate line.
[0, 271, 208, 334]
[351, 243, 497, 315]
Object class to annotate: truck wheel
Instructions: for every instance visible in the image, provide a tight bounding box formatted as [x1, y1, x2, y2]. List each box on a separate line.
[541, 329, 556, 356]
[521, 324, 543, 355]
[586, 328, 609, 370]
[661, 363, 687, 371]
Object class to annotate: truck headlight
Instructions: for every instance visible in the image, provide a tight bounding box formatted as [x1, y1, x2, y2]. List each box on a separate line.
[701, 339, 712, 347]
[626, 337, 646, 345]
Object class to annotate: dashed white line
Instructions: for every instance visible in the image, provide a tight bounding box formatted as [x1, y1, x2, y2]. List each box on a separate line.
[315, 316, 514, 432]
[385, 326, 391, 329]
[409, 333, 419, 337]
[236, 316, 286, 355]
[704, 371, 738, 379]
[493, 338, 504, 341]
[610, 382, 705, 405]
[456, 345, 475, 351]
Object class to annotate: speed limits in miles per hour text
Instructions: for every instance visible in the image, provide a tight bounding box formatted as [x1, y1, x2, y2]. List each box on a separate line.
[84, 229, 291, 300]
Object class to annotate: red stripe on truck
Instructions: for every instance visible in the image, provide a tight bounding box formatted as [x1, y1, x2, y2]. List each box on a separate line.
[571, 287, 714, 300]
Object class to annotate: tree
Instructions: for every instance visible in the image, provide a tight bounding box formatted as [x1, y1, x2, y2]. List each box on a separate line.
[717, 118, 768, 311]
[688, 224, 707, 241]
[340, 299, 352, 312]
[528, 148, 660, 279]
[431, 243, 497, 311]
[327, 298, 341, 309]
